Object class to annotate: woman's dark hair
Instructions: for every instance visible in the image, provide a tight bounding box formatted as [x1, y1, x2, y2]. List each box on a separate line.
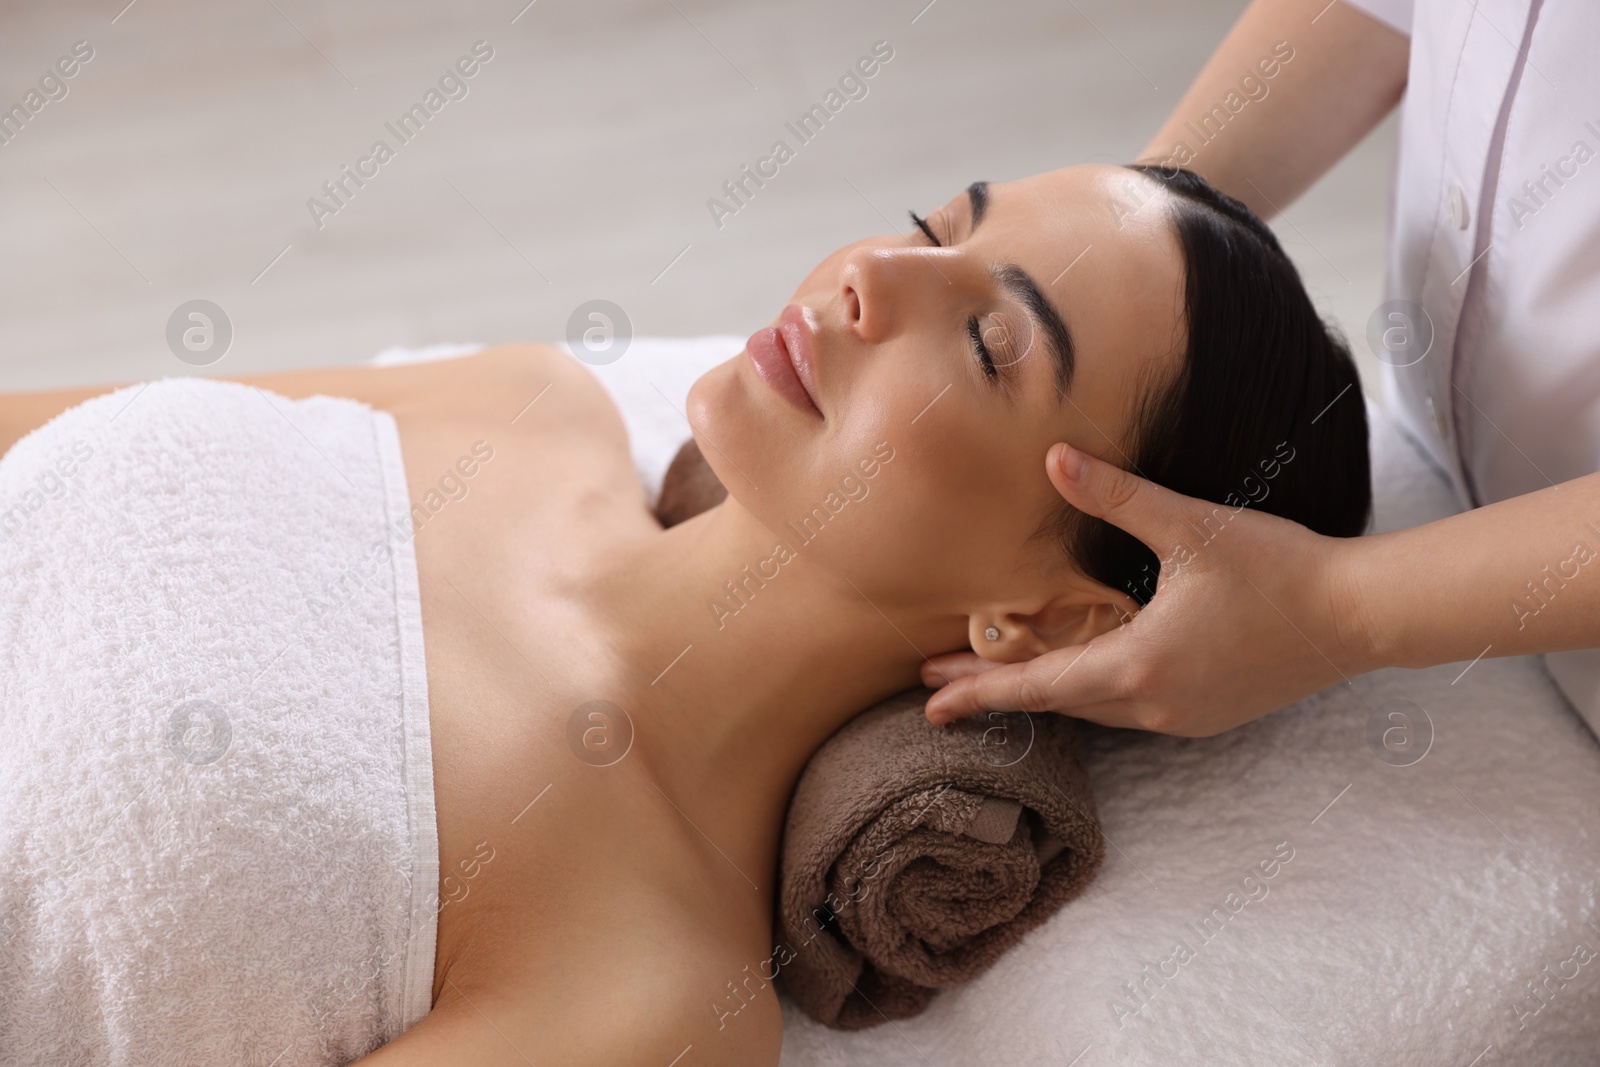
[1036, 164, 1372, 605]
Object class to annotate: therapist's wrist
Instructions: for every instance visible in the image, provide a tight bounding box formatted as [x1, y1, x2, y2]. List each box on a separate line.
[1323, 532, 1394, 677]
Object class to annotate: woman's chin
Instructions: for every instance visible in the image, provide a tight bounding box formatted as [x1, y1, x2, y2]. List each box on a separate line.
[685, 359, 734, 439]
[685, 359, 765, 498]
[686, 354, 831, 513]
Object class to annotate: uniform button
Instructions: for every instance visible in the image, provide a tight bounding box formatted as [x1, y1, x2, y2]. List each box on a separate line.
[1427, 394, 1450, 439]
[1446, 184, 1471, 230]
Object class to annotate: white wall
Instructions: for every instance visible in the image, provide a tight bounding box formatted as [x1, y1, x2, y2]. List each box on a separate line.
[0, 0, 1395, 399]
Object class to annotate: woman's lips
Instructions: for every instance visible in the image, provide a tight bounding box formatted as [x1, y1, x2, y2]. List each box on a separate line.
[746, 305, 822, 418]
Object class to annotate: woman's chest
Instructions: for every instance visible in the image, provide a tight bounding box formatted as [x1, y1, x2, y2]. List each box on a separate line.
[376, 363, 769, 1008]
[409, 528, 781, 1046]
[379, 364, 657, 962]
[259, 349, 782, 1057]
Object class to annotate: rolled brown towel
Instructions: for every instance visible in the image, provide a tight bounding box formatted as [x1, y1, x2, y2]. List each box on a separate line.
[654, 438, 727, 528]
[775, 687, 1105, 1030]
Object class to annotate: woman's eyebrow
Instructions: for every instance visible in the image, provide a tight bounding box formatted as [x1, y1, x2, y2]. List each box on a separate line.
[965, 178, 1075, 395]
[966, 180, 989, 228]
[992, 264, 1075, 396]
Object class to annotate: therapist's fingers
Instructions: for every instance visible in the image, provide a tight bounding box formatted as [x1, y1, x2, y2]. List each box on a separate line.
[1046, 441, 1204, 552]
[923, 639, 1127, 724]
[916, 448, 1204, 717]
[919, 651, 1000, 688]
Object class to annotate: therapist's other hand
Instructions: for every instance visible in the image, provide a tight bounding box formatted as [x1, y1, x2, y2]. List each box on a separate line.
[921, 442, 1375, 736]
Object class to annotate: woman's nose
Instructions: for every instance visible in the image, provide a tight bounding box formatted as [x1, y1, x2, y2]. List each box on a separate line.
[840, 243, 959, 344]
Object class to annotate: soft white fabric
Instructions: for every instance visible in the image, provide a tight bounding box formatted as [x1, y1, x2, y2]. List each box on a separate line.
[370, 342, 486, 367]
[0, 379, 438, 1066]
[1338, 0, 1600, 733]
[365, 340, 1600, 1064]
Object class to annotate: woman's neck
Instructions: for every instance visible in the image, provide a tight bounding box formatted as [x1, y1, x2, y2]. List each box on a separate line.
[576, 498, 963, 853]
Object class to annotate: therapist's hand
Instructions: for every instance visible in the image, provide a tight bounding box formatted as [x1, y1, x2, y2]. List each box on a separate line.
[921, 442, 1377, 736]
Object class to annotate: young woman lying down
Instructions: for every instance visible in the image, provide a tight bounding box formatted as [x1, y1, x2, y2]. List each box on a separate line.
[0, 164, 1369, 1066]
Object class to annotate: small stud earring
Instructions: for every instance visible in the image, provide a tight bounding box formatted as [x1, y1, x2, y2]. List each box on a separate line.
[983, 626, 1001, 642]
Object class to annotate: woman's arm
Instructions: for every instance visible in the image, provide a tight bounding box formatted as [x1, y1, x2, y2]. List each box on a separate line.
[921, 444, 1600, 735]
[1136, 0, 1409, 218]
[0, 382, 114, 459]
[0, 348, 544, 460]
[0, 365, 417, 460]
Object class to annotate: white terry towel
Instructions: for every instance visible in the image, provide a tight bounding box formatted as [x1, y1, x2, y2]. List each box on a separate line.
[0, 378, 439, 1066]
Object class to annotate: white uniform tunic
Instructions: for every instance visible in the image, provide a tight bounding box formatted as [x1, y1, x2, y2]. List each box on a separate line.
[1342, 0, 1600, 731]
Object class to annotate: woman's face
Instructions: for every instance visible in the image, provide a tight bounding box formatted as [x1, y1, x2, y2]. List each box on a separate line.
[686, 164, 1187, 646]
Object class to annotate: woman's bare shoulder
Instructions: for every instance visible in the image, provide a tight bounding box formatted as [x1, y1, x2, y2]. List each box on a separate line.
[0, 343, 608, 459]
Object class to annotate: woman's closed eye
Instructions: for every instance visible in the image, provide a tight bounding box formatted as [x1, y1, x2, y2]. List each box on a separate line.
[966, 316, 999, 380]
[909, 209, 999, 382]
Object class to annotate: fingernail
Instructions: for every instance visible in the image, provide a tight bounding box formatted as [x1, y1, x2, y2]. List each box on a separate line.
[1058, 444, 1088, 482]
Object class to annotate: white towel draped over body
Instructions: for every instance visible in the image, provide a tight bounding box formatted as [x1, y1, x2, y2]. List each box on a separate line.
[0, 379, 439, 1066]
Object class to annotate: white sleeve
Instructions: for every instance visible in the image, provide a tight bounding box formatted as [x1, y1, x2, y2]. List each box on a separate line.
[1337, 0, 1414, 36]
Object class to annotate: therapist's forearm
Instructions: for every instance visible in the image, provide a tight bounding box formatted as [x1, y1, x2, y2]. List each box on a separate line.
[1136, 0, 1408, 219]
[1346, 475, 1600, 673]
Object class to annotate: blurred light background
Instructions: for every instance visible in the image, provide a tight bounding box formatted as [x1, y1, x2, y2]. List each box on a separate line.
[0, 0, 1394, 399]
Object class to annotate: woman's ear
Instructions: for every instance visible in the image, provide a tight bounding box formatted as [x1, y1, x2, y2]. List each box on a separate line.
[970, 583, 1139, 661]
